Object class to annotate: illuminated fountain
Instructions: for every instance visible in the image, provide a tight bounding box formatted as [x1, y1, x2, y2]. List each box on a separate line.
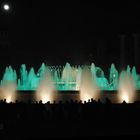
[35, 67, 57, 103]
[0, 62, 139, 103]
[80, 66, 100, 102]
[0, 82, 17, 103]
[0, 62, 121, 91]
[118, 69, 137, 103]
[0, 66, 17, 103]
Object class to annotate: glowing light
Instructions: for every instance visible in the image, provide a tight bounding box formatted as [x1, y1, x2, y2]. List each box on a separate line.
[80, 67, 100, 102]
[6, 96, 12, 103]
[0, 82, 17, 103]
[35, 68, 57, 103]
[118, 71, 136, 103]
[81, 93, 91, 102]
[121, 93, 129, 103]
[3, 4, 10, 11]
[38, 90, 52, 104]
[42, 96, 48, 104]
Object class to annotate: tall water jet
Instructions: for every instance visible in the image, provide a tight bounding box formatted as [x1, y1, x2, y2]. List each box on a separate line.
[95, 67, 109, 90]
[27, 67, 39, 90]
[37, 62, 46, 77]
[19, 64, 28, 90]
[80, 66, 100, 102]
[131, 66, 139, 89]
[118, 71, 136, 103]
[0, 82, 17, 103]
[35, 67, 57, 103]
[0, 66, 17, 102]
[91, 63, 96, 80]
[61, 62, 73, 90]
[109, 64, 119, 90]
[76, 66, 82, 90]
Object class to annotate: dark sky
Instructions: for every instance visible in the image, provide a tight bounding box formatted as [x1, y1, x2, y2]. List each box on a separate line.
[0, 1, 140, 73]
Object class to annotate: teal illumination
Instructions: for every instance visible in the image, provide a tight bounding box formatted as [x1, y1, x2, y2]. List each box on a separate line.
[0, 62, 139, 91]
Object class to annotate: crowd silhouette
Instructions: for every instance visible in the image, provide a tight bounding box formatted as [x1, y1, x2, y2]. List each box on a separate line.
[0, 98, 140, 138]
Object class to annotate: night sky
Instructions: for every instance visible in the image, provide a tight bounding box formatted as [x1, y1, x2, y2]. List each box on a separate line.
[0, 1, 140, 74]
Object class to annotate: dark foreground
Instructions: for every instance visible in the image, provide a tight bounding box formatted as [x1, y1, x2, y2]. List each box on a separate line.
[0, 99, 140, 138]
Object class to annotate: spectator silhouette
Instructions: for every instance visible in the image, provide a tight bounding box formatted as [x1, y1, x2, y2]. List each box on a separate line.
[0, 97, 140, 138]
[122, 100, 127, 104]
[39, 100, 42, 104]
[105, 98, 112, 104]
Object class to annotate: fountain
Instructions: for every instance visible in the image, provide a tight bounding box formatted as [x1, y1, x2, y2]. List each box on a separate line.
[80, 66, 100, 102]
[35, 67, 57, 103]
[0, 62, 116, 91]
[118, 70, 137, 103]
[0, 62, 139, 103]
